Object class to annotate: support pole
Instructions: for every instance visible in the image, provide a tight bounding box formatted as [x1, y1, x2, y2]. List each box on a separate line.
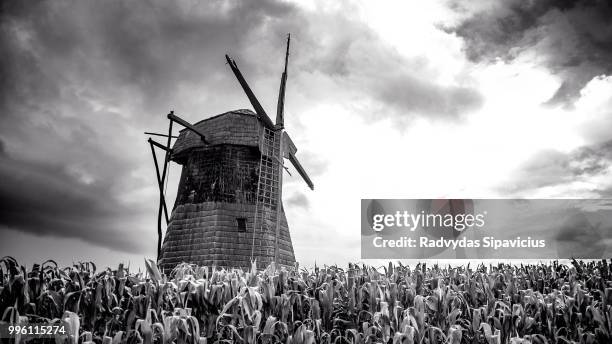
[149, 141, 169, 260]
[148, 142, 170, 224]
[161, 113, 174, 203]
[148, 113, 176, 262]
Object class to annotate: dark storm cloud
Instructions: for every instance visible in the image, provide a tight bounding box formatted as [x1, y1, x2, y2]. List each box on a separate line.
[0, 0, 483, 252]
[448, 0, 612, 107]
[501, 139, 612, 196]
[0, 0, 482, 123]
[0, 0, 305, 252]
[0, 153, 148, 252]
[0, 0, 301, 115]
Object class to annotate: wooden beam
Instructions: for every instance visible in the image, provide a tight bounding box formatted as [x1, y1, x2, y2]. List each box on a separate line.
[160, 117, 173, 218]
[149, 140, 170, 260]
[167, 112, 209, 144]
[148, 138, 172, 153]
[145, 132, 179, 139]
[276, 34, 290, 128]
[288, 152, 314, 190]
[225, 54, 276, 129]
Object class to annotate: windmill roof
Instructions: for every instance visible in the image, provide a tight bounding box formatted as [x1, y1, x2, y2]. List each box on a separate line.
[171, 109, 264, 161]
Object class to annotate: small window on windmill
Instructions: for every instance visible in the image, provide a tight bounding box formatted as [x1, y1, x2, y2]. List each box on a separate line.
[236, 217, 247, 232]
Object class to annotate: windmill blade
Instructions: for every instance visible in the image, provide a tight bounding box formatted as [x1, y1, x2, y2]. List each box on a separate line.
[288, 152, 314, 190]
[225, 54, 275, 129]
[276, 34, 290, 128]
[282, 132, 297, 158]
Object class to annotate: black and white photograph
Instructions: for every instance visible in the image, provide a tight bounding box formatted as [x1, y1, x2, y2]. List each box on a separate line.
[1, 1, 612, 343]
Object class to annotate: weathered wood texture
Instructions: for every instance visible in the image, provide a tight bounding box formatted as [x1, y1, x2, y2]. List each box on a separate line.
[175, 145, 260, 205]
[158, 202, 295, 271]
[158, 110, 296, 273]
[172, 109, 261, 160]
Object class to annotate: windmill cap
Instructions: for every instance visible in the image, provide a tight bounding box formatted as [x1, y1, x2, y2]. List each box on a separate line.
[171, 109, 266, 160]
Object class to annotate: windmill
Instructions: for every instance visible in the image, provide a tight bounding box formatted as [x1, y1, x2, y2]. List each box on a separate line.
[146, 35, 314, 272]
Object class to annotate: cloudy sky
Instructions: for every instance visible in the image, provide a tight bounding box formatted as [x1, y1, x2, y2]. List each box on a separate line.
[1, 0, 611, 269]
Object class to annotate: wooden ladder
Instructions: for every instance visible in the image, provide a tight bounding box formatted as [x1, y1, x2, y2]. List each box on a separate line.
[251, 126, 282, 266]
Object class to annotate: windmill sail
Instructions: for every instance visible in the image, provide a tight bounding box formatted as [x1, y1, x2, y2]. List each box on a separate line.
[288, 153, 314, 190]
[276, 34, 290, 128]
[282, 132, 314, 190]
[225, 55, 275, 129]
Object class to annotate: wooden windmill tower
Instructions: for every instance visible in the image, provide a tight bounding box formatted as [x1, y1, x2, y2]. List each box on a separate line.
[146, 35, 314, 272]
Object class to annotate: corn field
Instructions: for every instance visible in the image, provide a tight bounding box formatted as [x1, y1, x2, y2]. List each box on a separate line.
[1, 257, 611, 344]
